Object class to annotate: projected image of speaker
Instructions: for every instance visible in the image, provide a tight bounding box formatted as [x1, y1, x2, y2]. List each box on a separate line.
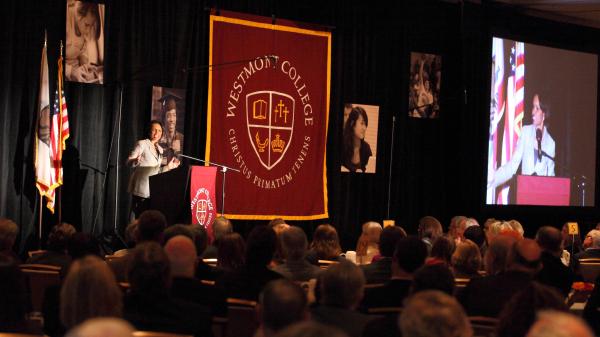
[486, 37, 598, 207]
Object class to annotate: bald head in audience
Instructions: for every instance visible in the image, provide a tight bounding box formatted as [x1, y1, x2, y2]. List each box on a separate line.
[259, 279, 308, 337]
[508, 238, 542, 275]
[399, 290, 472, 337]
[320, 261, 365, 309]
[164, 235, 197, 278]
[66, 318, 135, 337]
[526, 311, 594, 337]
[281, 226, 308, 261]
[536, 226, 563, 257]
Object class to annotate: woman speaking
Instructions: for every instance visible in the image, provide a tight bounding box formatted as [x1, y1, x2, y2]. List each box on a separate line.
[128, 120, 180, 218]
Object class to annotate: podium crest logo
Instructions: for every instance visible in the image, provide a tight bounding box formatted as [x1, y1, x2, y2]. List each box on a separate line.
[246, 91, 295, 170]
[193, 188, 214, 227]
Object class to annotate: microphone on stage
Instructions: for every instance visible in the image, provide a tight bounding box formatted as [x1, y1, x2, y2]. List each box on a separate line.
[268, 55, 279, 68]
[536, 128, 543, 161]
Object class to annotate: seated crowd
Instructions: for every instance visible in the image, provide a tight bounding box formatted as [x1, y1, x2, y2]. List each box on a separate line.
[0, 214, 599, 337]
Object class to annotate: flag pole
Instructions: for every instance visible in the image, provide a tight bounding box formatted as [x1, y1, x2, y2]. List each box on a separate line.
[56, 40, 64, 226]
[38, 32, 48, 249]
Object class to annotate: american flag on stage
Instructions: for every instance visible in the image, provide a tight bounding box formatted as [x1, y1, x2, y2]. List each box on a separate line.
[497, 41, 525, 204]
[47, 53, 71, 212]
[35, 38, 54, 210]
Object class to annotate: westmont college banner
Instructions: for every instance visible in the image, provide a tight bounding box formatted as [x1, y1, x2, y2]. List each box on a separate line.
[206, 12, 331, 220]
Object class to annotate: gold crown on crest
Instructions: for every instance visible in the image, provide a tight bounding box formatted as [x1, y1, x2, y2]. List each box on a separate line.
[271, 134, 285, 153]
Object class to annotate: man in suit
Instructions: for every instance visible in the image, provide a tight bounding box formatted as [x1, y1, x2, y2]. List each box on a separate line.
[461, 237, 541, 317]
[489, 94, 555, 192]
[576, 230, 600, 259]
[164, 235, 227, 318]
[257, 279, 308, 337]
[535, 226, 575, 297]
[311, 261, 372, 337]
[273, 226, 321, 281]
[360, 236, 427, 310]
[360, 226, 406, 284]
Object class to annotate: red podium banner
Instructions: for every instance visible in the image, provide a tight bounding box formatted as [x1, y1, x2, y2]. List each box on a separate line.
[516, 175, 571, 206]
[190, 166, 218, 238]
[206, 11, 331, 220]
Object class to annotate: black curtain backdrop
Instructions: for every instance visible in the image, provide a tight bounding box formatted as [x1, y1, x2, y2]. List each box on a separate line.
[2, 0, 600, 253]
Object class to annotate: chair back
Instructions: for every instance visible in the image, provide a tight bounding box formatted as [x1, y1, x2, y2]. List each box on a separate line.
[19, 264, 62, 313]
[367, 306, 403, 315]
[469, 316, 498, 337]
[318, 259, 338, 270]
[203, 258, 218, 267]
[579, 258, 600, 283]
[225, 298, 258, 337]
[0, 334, 45, 337]
[105, 254, 123, 263]
[132, 331, 192, 337]
[27, 250, 47, 258]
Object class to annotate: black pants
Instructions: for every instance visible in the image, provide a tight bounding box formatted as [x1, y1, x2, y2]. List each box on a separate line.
[131, 195, 150, 220]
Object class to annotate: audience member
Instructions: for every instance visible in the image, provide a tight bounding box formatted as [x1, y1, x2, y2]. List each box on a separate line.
[269, 218, 290, 266]
[0, 218, 20, 262]
[218, 225, 282, 300]
[164, 235, 227, 318]
[356, 222, 382, 265]
[274, 226, 321, 281]
[361, 226, 406, 284]
[535, 226, 574, 296]
[399, 290, 472, 337]
[575, 229, 600, 259]
[486, 220, 512, 243]
[190, 225, 221, 281]
[526, 311, 594, 337]
[496, 282, 568, 337]
[123, 242, 211, 336]
[65, 318, 134, 337]
[411, 264, 455, 296]
[67, 232, 101, 260]
[112, 221, 138, 257]
[258, 279, 308, 337]
[306, 224, 343, 264]
[27, 222, 76, 272]
[203, 215, 233, 258]
[0, 255, 41, 334]
[60, 256, 122, 330]
[163, 224, 194, 244]
[108, 209, 166, 281]
[361, 236, 427, 310]
[451, 239, 482, 279]
[217, 232, 245, 271]
[426, 236, 454, 266]
[508, 219, 525, 238]
[447, 215, 467, 243]
[417, 216, 443, 254]
[461, 238, 540, 317]
[311, 261, 372, 337]
[464, 225, 485, 252]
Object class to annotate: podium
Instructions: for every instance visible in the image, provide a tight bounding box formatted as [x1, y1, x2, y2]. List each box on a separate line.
[516, 175, 570, 206]
[149, 166, 191, 226]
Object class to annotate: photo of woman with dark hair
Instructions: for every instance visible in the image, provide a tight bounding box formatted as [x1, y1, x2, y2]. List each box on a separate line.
[342, 106, 373, 173]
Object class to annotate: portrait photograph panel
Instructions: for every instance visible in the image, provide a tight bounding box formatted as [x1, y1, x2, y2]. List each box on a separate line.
[151, 86, 186, 165]
[341, 103, 379, 174]
[408, 52, 442, 118]
[65, 0, 105, 84]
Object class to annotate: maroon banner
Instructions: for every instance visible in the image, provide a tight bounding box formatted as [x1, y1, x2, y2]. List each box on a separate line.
[206, 11, 330, 220]
[190, 166, 218, 240]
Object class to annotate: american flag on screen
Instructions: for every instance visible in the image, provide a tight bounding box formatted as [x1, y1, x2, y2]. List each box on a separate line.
[488, 38, 505, 204]
[497, 42, 525, 204]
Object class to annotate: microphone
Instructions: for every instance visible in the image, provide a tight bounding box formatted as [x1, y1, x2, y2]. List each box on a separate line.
[536, 128, 542, 161]
[268, 55, 279, 68]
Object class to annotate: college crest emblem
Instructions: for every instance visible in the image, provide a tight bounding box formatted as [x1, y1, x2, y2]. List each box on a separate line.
[246, 91, 294, 170]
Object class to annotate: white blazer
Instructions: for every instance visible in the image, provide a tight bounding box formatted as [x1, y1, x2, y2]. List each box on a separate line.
[495, 124, 555, 187]
[127, 139, 164, 198]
